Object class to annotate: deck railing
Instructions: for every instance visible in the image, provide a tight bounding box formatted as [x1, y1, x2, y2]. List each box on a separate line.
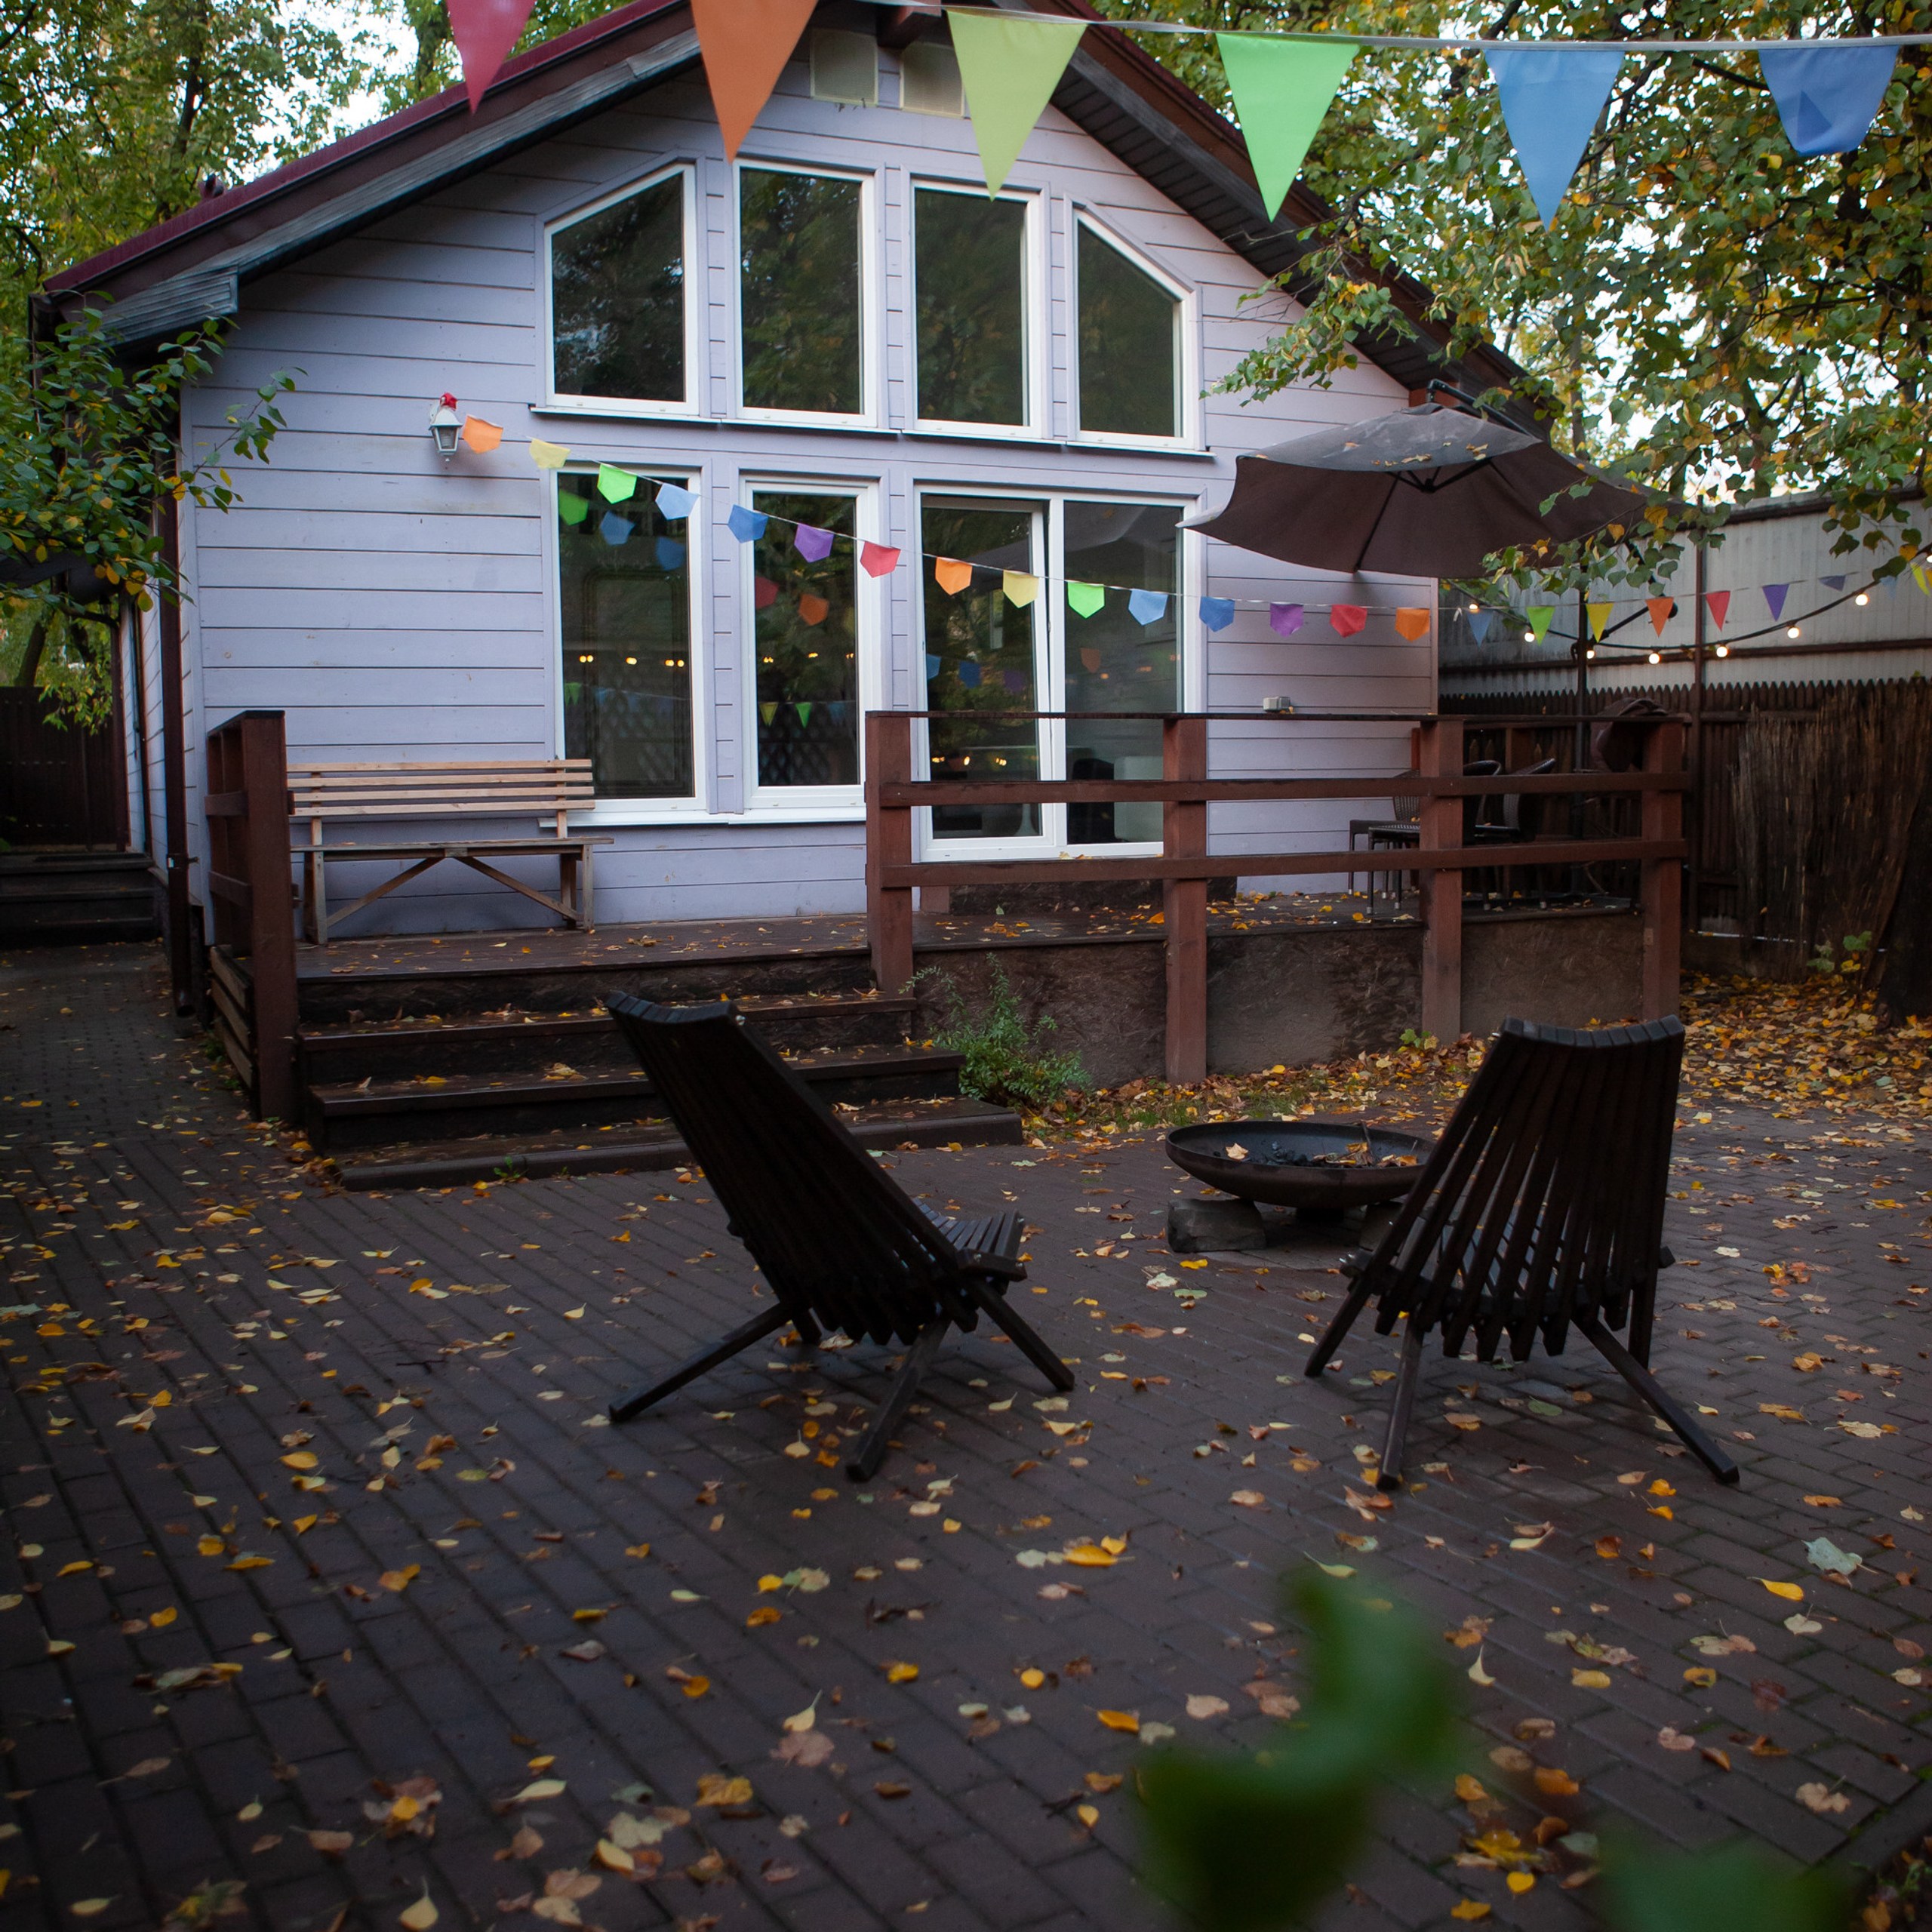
[863, 711, 1688, 1084]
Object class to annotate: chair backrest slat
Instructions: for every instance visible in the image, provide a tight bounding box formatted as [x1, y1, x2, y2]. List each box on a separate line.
[1359, 1015, 1684, 1360]
[605, 994, 982, 1344]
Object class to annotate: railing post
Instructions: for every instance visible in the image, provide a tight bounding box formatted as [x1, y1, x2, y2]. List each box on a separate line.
[865, 711, 915, 995]
[1641, 719, 1684, 1021]
[1163, 714, 1208, 1086]
[242, 713, 298, 1121]
[1417, 716, 1463, 1042]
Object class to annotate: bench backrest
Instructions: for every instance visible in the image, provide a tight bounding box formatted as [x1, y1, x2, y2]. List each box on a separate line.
[1358, 1014, 1682, 1359]
[287, 759, 595, 839]
[606, 993, 986, 1346]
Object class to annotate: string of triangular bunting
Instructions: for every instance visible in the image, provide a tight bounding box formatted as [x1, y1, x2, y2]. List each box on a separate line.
[445, 0, 1921, 223]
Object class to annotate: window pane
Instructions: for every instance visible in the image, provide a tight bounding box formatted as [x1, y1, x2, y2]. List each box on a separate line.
[1063, 502, 1181, 844]
[915, 190, 1026, 426]
[752, 491, 859, 789]
[921, 501, 1039, 838]
[552, 178, 685, 402]
[558, 473, 693, 798]
[1078, 226, 1180, 438]
[740, 171, 863, 415]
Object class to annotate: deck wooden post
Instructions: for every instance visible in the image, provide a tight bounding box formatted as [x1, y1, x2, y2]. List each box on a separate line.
[1417, 716, 1463, 1042]
[865, 711, 916, 995]
[1163, 714, 1209, 1086]
[1641, 719, 1684, 1020]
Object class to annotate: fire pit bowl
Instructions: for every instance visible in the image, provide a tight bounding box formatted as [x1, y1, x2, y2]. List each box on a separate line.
[1164, 1119, 1431, 1214]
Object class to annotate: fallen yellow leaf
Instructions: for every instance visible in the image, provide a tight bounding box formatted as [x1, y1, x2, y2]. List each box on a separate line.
[1454, 1774, 1487, 1803]
[1506, 1873, 1536, 1895]
[696, 1774, 753, 1807]
[1451, 1903, 1491, 1921]
[281, 1452, 318, 1471]
[1076, 1803, 1100, 1828]
[1684, 1666, 1718, 1688]
[1064, 1545, 1115, 1567]
[380, 1566, 420, 1593]
[398, 1886, 438, 1929]
[1096, 1709, 1140, 1733]
[1020, 1668, 1046, 1689]
[1758, 1579, 1805, 1601]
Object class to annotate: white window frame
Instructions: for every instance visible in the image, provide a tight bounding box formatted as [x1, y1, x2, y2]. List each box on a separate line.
[543, 164, 702, 420]
[732, 158, 879, 430]
[914, 485, 1197, 863]
[549, 463, 711, 823]
[738, 474, 882, 819]
[1070, 209, 1200, 451]
[909, 180, 1045, 440]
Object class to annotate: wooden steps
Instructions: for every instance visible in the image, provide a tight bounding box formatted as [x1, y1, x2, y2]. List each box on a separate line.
[0, 854, 158, 946]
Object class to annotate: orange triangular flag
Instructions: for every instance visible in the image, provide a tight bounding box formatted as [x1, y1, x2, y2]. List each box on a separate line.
[934, 557, 974, 595]
[1394, 607, 1430, 641]
[692, 0, 819, 159]
[460, 416, 503, 452]
[1647, 596, 1673, 634]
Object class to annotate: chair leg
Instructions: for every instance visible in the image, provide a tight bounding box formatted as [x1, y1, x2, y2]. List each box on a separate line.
[1305, 1277, 1373, 1377]
[1575, 1314, 1740, 1485]
[845, 1318, 952, 1482]
[1375, 1317, 1427, 1491]
[609, 1305, 792, 1423]
[965, 1279, 1075, 1392]
[792, 1308, 822, 1348]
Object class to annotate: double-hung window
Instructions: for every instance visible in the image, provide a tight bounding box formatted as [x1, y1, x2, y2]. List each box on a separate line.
[737, 165, 870, 421]
[547, 168, 694, 410]
[1075, 217, 1187, 444]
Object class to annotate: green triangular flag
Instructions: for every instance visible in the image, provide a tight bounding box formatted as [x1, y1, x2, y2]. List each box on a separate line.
[1526, 605, 1556, 640]
[557, 492, 589, 526]
[597, 463, 637, 503]
[1216, 32, 1357, 220]
[1066, 580, 1105, 618]
[795, 702, 813, 725]
[949, 10, 1088, 195]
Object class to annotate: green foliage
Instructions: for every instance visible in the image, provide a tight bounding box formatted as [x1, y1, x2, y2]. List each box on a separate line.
[1810, 930, 1874, 974]
[1603, 1838, 1850, 1932]
[1138, 1571, 1458, 1931]
[1098, 0, 1932, 595]
[918, 962, 1088, 1110]
[1138, 1565, 1852, 1932]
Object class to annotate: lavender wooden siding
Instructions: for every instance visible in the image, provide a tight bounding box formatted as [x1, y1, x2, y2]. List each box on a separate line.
[175, 50, 1435, 932]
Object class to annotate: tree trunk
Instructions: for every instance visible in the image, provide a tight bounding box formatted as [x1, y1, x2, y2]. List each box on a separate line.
[14, 616, 48, 688]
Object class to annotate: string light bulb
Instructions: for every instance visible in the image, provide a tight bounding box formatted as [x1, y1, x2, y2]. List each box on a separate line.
[1647, 650, 1662, 664]
[1786, 625, 1801, 639]
[1467, 602, 1481, 614]
[1523, 628, 1536, 643]
[1585, 646, 1596, 660]
[1855, 592, 1869, 606]
[1714, 643, 1730, 657]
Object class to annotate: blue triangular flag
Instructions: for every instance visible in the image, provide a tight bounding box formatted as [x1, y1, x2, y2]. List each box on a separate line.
[655, 481, 698, 520]
[1467, 611, 1494, 645]
[1820, 574, 1847, 592]
[1199, 595, 1236, 632]
[1128, 587, 1169, 626]
[924, 653, 941, 681]
[656, 537, 686, 571]
[1763, 583, 1789, 621]
[1759, 45, 1896, 157]
[598, 511, 632, 546]
[958, 660, 982, 688]
[1484, 47, 1626, 226]
[728, 504, 768, 543]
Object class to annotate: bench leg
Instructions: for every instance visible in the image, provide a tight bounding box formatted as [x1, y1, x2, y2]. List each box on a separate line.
[963, 1277, 1074, 1393]
[609, 1304, 792, 1424]
[1375, 1317, 1426, 1491]
[845, 1317, 951, 1482]
[1575, 1313, 1740, 1485]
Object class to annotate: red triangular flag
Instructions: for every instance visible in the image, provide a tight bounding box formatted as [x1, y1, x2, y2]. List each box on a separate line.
[692, 0, 819, 159]
[1704, 589, 1730, 629]
[1646, 596, 1673, 635]
[447, 0, 537, 111]
[860, 542, 900, 578]
[1330, 604, 1367, 637]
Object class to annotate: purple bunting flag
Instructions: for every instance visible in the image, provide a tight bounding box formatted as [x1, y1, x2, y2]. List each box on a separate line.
[793, 523, 835, 562]
[1269, 602, 1305, 638]
[1820, 574, 1847, 592]
[1763, 583, 1789, 621]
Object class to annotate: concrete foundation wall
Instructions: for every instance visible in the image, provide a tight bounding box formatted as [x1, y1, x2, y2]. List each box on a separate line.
[912, 908, 1645, 1088]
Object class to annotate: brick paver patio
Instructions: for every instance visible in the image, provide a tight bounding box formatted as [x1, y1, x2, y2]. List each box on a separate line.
[2, 942, 1928, 1932]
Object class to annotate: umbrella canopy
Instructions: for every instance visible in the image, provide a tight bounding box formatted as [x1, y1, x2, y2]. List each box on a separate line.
[1189, 403, 1648, 580]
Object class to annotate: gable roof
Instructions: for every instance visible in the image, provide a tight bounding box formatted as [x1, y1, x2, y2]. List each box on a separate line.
[38, 0, 1526, 414]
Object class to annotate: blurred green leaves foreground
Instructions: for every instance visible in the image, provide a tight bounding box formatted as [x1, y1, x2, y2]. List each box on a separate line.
[1138, 1568, 1851, 1932]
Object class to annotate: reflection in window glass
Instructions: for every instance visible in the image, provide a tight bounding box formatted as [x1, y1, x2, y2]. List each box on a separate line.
[740, 170, 863, 415]
[551, 177, 686, 402]
[915, 189, 1026, 426]
[921, 501, 1040, 839]
[752, 492, 858, 789]
[1078, 226, 1180, 439]
[1063, 501, 1181, 844]
[558, 473, 693, 798]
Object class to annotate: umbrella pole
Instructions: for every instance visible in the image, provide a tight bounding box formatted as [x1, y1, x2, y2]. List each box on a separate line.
[1571, 588, 1589, 900]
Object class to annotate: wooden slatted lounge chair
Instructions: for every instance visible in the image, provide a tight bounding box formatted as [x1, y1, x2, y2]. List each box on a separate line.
[1306, 1014, 1737, 1489]
[603, 992, 1074, 1478]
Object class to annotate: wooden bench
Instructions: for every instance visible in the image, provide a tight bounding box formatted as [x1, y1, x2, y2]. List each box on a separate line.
[288, 759, 610, 943]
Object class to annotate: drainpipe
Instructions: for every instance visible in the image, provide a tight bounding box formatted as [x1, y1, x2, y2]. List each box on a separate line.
[157, 491, 193, 1014]
[1689, 543, 1706, 937]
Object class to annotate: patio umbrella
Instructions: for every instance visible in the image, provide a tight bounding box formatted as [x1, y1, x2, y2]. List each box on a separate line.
[1189, 402, 1648, 579]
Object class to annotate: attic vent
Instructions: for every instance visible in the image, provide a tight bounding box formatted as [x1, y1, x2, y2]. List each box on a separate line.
[811, 29, 878, 106]
[899, 39, 963, 117]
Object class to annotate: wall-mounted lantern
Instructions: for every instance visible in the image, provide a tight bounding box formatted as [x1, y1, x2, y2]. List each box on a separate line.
[429, 392, 462, 460]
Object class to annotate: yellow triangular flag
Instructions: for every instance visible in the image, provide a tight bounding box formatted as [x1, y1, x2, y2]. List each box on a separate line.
[1586, 600, 1614, 640]
[1002, 571, 1039, 608]
[529, 438, 569, 469]
[949, 10, 1087, 195]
